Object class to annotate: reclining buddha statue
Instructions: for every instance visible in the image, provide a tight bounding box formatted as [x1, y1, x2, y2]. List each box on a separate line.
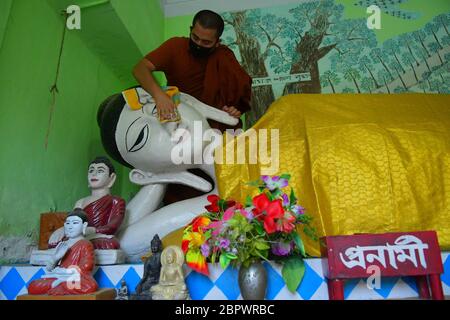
[96, 88, 450, 261]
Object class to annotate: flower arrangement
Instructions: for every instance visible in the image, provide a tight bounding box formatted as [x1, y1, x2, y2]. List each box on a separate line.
[182, 174, 317, 292]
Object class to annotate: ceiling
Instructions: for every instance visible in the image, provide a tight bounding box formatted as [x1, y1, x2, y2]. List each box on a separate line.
[161, 0, 310, 17]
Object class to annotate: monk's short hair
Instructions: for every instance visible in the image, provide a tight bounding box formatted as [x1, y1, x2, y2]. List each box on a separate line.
[193, 10, 224, 38]
[67, 208, 88, 223]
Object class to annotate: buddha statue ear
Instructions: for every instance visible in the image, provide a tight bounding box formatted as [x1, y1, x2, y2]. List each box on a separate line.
[107, 172, 117, 189]
[82, 222, 88, 236]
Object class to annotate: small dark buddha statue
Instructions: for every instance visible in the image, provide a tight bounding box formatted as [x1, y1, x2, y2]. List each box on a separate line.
[133, 234, 163, 299]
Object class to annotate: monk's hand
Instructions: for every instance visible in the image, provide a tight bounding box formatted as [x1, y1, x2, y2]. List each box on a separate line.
[155, 93, 176, 121]
[222, 106, 241, 119]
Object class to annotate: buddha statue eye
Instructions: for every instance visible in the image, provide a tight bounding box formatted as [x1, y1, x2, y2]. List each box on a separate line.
[128, 124, 149, 153]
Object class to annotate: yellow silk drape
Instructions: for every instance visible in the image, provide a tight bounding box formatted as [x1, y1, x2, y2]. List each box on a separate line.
[215, 94, 450, 257]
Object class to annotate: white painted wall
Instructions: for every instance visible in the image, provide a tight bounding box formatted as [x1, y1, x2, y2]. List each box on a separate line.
[163, 0, 312, 17]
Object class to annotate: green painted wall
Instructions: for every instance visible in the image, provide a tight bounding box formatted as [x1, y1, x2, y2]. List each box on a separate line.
[0, 0, 167, 239]
[0, 0, 167, 262]
[165, 14, 192, 40]
[0, 0, 13, 51]
[112, 0, 164, 55]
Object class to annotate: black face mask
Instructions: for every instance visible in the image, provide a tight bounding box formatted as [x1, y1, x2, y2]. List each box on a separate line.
[189, 38, 215, 58]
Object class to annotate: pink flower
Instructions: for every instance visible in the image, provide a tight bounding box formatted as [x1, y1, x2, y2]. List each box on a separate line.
[205, 206, 236, 236]
[275, 211, 296, 233]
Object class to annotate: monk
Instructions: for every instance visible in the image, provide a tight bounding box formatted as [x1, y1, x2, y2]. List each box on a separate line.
[132, 9, 252, 132]
[49, 156, 126, 249]
[28, 209, 98, 295]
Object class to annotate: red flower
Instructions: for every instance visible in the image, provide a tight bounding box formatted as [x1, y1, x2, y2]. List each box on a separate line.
[205, 195, 220, 213]
[190, 216, 210, 232]
[205, 194, 236, 213]
[252, 193, 284, 234]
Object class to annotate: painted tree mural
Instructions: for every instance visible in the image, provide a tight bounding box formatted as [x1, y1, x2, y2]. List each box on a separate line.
[283, 1, 376, 94]
[220, 1, 450, 127]
[222, 11, 276, 128]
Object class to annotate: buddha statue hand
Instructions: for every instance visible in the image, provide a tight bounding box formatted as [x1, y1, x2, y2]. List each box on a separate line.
[84, 226, 96, 238]
[48, 227, 65, 247]
[53, 241, 70, 262]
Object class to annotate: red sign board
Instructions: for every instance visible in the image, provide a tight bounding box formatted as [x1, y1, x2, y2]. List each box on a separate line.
[321, 231, 444, 279]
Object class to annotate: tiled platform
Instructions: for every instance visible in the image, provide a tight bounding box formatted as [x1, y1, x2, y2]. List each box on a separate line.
[1, 253, 449, 300]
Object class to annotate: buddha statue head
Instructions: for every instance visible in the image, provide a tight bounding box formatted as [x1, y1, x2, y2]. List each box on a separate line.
[161, 245, 184, 268]
[97, 88, 238, 192]
[87, 156, 116, 190]
[65, 209, 89, 239]
[150, 234, 162, 254]
[97, 88, 211, 174]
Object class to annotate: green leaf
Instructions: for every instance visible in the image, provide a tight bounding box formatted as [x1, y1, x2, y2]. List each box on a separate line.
[255, 240, 270, 250]
[254, 222, 265, 235]
[218, 199, 227, 211]
[293, 232, 306, 257]
[282, 256, 305, 293]
[289, 189, 297, 205]
[219, 254, 231, 269]
[246, 181, 261, 188]
[280, 174, 291, 181]
[271, 188, 282, 199]
[245, 195, 253, 207]
[225, 253, 238, 260]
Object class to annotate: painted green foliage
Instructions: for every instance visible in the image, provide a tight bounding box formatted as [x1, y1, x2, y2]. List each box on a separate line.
[221, 0, 450, 127]
[354, 0, 421, 20]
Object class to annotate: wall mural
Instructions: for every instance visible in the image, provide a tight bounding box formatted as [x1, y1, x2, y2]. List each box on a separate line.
[221, 0, 450, 127]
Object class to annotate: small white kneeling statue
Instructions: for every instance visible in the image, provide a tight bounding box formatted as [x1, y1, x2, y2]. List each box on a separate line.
[150, 245, 190, 300]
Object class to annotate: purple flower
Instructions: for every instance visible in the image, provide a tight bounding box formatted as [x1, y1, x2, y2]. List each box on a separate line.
[219, 238, 230, 249]
[240, 208, 254, 220]
[271, 241, 294, 256]
[282, 193, 290, 206]
[200, 243, 210, 257]
[292, 205, 305, 216]
[262, 175, 289, 191]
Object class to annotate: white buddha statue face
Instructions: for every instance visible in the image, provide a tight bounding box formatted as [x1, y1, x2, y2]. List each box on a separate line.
[64, 216, 87, 239]
[115, 100, 210, 174]
[88, 162, 115, 190]
[166, 250, 175, 264]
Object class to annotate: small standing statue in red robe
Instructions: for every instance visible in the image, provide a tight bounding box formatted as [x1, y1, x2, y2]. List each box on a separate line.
[28, 209, 98, 295]
[49, 156, 126, 250]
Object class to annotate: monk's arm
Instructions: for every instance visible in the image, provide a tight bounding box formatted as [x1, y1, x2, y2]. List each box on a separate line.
[132, 58, 175, 118]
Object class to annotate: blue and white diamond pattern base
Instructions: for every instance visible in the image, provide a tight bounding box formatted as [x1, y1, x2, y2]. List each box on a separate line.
[1, 253, 449, 300]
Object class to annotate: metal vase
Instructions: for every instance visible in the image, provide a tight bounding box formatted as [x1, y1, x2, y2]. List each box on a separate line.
[238, 261, 267, 300]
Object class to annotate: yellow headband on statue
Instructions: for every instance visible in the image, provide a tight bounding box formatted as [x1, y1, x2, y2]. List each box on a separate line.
[122, 86, 181, 123]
